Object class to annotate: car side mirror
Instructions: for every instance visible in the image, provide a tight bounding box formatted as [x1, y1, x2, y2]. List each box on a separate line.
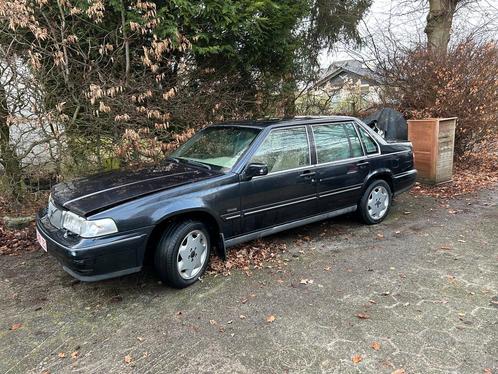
[243, 163, 268, 180]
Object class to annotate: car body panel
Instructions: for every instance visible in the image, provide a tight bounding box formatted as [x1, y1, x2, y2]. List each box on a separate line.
[52, 161, 221, 217]
[36, 115, 417, 282]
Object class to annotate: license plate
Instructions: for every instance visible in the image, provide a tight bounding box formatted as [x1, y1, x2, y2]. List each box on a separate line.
[36, 229, 47, 252]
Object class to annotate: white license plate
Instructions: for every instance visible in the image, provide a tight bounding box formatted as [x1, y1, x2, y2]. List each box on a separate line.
[36, 229, 47, 252]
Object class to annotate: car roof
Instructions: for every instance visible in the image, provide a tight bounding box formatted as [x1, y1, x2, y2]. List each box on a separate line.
[210, 115, 359, 129]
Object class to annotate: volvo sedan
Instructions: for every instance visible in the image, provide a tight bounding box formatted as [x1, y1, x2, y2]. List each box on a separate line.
[36, 116, 417, 288]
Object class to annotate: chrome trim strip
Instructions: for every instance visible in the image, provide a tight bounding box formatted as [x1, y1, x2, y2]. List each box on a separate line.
[80, 234, 148, 250]
[222, 214, 241, 221]
[394, 169, 417, 179]
[63, 171, 192, 207]
[225, 205, 357, 247]
[318, 185, 363, 198]
[245, 196, 317, 216]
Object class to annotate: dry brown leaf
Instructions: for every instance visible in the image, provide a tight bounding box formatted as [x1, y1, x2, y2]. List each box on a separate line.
[392, 369, 406, 374]
[58, 352, 66, 358]
[371, 341, 381, 351]
[266, 315, 276, 323]
[124, 355, 133, 364]
[10, 323, 22, 331]
[71, 351, 79, 360]
[352, 354, 363, 364]
[356, 312, 370, 320]
[209, 320, 217, 325]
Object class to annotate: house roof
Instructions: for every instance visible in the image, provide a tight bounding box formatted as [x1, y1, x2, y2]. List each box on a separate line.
[314, 60, 381, 88]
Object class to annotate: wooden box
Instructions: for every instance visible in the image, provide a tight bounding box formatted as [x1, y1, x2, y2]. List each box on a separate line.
[407, 118, 456, 185]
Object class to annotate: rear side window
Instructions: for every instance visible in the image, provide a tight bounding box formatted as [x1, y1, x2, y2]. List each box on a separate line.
[358, 126, 379, 154]
[251, 127, 310, 173]
[312, 123, 364, 163]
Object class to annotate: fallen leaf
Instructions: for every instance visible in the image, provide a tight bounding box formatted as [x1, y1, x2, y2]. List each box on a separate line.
[137, 337, 144, 342]
[371, 341, 381, 350]
[58, 352, 66, 358]
[10, 323, 22, 331]
[209, 320, 217, 325]
[324, 266, 331, 271]
[352, 354, 362, 364]
[356, 313, 370, 320]
[239, 315, 246, 320]
[483, 368, 492, 374]
[266, 315, 276, 323]
[392, 369, 406, 374]
[300, 279, 314, 285]
[124, 355, 133, 364]
[71, 351, 79, 360]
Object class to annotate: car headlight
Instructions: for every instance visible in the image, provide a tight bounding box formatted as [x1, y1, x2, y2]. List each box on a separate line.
[62, 211, 118, 238]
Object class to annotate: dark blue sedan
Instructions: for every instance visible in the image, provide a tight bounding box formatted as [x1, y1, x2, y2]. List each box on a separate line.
[36, 116, 417, 288]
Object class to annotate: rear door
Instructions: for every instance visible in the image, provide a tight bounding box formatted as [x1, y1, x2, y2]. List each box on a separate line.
[312, 122, 371, 211]
[240, 126, 317, 233]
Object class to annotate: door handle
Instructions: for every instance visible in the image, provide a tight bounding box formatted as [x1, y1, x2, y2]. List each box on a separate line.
[356, 161, 370, 168]
[299, 171, 316, 179]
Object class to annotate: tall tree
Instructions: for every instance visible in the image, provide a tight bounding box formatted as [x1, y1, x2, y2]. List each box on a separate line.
[425, 0, 460, 52]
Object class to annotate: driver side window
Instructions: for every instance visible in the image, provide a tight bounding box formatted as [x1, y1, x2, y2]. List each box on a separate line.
[251, 127, 310, 173]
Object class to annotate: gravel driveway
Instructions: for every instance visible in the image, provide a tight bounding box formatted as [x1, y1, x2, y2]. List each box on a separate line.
[1, 188, 497, 373]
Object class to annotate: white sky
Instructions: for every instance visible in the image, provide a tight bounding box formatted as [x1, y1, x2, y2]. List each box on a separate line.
[320, 0, 498, 67]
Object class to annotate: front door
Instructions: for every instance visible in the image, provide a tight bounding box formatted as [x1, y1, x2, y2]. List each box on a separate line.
[240, 126, 317, 234]
[311, 122, 371, 211]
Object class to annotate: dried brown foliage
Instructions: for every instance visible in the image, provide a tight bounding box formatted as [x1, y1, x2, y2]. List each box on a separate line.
[379, 38, 498, 156]
[208, 240, 288, 276]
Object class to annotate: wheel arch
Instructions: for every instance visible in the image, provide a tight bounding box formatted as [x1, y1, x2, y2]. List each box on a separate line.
[143, 209, 226, 265]
[362, 169, 395, 196]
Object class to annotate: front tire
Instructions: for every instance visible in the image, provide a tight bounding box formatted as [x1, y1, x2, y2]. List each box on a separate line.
[358, 180, 392, 225]
[154, 220, 211, 288]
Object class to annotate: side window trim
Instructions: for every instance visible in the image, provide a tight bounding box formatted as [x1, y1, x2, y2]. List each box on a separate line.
[310, 122, 366, 166]
[356, 122, 381, 156]
[249, 125, 312, 176]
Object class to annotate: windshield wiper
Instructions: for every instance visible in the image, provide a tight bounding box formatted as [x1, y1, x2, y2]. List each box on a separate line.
[177, 157, 212, 170]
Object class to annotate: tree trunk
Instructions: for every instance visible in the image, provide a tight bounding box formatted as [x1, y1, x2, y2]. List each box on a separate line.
[425, 0, 458, 53]
[0, 84, 23, 201]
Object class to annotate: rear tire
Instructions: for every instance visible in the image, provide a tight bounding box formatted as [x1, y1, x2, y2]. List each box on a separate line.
[358, 180, 392, 225]
[154, 220, 211, 288]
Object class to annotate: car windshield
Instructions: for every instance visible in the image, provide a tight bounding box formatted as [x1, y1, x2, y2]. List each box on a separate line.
[171, 126, 260, 170]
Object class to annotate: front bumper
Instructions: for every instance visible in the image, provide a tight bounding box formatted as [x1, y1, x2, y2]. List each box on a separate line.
[36, 209, 153, 282]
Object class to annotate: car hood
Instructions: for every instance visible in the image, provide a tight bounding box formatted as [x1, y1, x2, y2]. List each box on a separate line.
[51, 161, 221, 216]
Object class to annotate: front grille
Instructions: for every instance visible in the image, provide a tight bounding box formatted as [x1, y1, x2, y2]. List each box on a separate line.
[47, 197, 64, 229]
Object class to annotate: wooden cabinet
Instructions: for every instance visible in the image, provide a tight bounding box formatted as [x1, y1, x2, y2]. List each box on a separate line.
[407, 118, 456, 184]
